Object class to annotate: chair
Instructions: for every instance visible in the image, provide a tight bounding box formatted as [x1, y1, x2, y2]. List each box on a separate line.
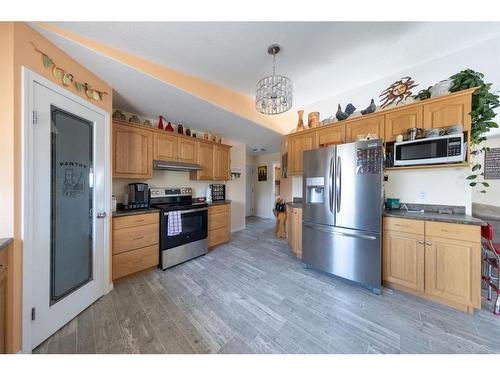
[481, 223, 500, 315]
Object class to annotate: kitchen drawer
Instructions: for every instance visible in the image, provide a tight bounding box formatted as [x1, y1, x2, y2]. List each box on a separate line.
[208, 211, 229, 231]
[209, 204, 230, 215]
[112, 244, 159, 280]
[425, 221, 480, 243]
[112, 223, 159, 255]
[113, 212, 159, 230]
[383, 217, 424, 235]
[208, 227, 230, 248]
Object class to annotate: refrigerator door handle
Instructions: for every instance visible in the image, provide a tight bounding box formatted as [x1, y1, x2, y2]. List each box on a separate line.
[329, 156, 334, 213]
[336, 155, 341, 213]
[303, 222, 377, 240]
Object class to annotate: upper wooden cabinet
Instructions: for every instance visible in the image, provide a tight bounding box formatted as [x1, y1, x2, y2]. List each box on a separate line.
[153, 132, 177, 161]
[214, 145, 231, 181]
[191, 141, 215, 180]
[345, 114, 385, 143]
[113, 122, 152, 179]
[285, 89, 476, 164]
[288, 132, 316, 176]
[112, 120, 231, 180]
[316, 124, 345, 148]
[384, 106, 423, 142]
[178, 137, 197, 163]
[423, 93, 472, 130]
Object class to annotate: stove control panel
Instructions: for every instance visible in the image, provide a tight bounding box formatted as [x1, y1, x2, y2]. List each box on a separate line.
[150, 187, 192, 198]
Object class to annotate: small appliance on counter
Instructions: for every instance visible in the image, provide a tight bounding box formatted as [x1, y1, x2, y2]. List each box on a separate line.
[120, 183, 149, 210]
[210, 184, 226, 201]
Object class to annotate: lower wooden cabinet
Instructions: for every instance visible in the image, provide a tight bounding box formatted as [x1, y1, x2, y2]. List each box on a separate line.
[112, 213, 159, 280]
[383, 217, 481, 312]
[424, 235, 480, 309]
[287, 206, 302, 258]
[208, 203, 231, 249]
[383, 229, 425, 292]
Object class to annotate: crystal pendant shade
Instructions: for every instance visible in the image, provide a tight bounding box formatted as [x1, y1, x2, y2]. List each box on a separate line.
[255, 44, 293, 115]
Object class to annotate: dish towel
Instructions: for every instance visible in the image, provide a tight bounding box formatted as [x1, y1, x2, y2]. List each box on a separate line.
[167, 211, 182, 236]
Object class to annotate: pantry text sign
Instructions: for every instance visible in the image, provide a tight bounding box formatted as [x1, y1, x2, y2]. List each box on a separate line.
[484, 147, 500, 180]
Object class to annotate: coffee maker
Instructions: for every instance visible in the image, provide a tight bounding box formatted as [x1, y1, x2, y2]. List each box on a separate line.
[123, 183, 149, 210]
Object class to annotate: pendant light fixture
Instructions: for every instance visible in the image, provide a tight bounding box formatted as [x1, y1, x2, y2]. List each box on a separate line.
[255, 44, 293, 115]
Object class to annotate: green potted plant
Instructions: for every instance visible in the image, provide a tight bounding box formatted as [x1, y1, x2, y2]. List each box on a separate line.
[449, 69, 499, 193]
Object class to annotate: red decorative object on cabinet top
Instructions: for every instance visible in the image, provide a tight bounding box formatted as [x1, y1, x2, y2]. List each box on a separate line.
[166, 121, 174, 132]
[157, 115, 164, 130]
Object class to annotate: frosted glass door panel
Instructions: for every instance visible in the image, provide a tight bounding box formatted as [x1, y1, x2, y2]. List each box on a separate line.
[50, 106, 93, 304]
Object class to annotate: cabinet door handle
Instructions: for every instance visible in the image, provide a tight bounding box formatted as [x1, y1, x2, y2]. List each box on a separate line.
[418, 240, 425, 244]
[133, 236, 144, 241]
[426, 241, 432, 246]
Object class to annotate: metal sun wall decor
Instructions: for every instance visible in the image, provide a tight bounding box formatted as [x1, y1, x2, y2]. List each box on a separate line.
[379, 77, 418, 108]
[31, 42, 108, 101]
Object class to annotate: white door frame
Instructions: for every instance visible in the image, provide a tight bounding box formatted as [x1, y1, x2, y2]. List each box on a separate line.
[21, 67, 112, 353]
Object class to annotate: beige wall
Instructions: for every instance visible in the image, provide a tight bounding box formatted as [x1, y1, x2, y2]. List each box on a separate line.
[253, 152, 280, 219]
[0, 22, 112, 353]
[472, 134, 500, 207]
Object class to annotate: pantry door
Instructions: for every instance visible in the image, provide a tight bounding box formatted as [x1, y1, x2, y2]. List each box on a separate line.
[24, 71, 109, 351]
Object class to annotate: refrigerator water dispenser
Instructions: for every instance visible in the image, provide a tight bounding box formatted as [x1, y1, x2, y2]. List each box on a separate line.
[306, 177, 325, 204]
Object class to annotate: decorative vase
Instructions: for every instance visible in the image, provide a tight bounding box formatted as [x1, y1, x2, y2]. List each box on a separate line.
[166, 121, 174, 132]
[430, 79, 452, 98]
[157, 115, 164, 130]
[296, 110, 305, 131]
[186, 128, 191, 136]
[308, 112, 320, 128]
[177, 124, 184, 135]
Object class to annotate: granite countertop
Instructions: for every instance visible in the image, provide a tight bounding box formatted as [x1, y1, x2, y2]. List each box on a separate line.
[383, 209, 485, 226]
[0, 238, 13, 251]
[112, 208, 161, 217]
[207, 200, 231, 206]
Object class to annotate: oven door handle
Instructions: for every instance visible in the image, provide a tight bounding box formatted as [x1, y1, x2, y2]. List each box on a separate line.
[163, 207, 208, 216]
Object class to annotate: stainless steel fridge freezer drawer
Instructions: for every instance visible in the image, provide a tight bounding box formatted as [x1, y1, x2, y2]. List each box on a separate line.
[302, 222, 381, 293]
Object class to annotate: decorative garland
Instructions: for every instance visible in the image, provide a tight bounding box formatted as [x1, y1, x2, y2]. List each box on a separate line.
[31, 42, 108, 101]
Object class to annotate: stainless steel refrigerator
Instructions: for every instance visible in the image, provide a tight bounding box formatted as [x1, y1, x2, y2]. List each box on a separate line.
[302, 139, 383, 294]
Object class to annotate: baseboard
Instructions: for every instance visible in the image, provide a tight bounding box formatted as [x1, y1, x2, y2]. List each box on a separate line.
[231, 225, 245, 233]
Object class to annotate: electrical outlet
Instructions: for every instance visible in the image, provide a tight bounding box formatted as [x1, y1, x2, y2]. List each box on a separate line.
[419, 191, 427, 201]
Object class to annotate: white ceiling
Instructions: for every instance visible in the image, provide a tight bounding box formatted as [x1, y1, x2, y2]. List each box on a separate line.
[32, 24, 284, 153]
[33, 22, 500, 153]
[45, 22, 500, 105]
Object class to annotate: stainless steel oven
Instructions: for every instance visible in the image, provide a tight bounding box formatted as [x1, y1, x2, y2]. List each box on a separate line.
[150, 187, 208, 269]
[394, 133, 465, 166]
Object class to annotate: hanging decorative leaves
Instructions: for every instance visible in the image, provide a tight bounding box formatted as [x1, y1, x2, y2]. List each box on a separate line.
[31, 41, 107, 102]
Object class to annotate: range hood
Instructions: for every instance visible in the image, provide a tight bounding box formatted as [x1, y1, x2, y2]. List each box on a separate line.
[153, 159, 203, 171]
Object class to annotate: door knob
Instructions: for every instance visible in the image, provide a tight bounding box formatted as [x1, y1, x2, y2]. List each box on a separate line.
[97, 212, 107, 219]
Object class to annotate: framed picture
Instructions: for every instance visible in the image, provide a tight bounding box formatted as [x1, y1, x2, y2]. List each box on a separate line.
[258, 165, 267, 181]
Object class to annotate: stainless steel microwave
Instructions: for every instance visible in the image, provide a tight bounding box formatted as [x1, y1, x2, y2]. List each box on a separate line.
[394, 133, 465, 166]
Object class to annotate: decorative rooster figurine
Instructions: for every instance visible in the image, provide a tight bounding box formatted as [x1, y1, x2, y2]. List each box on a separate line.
[336, 103, 356, 121]
[361, 99, 376, 115]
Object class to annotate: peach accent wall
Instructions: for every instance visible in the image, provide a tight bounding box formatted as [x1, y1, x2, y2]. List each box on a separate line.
[1, 22, 112, 353]
[34, 22, 295, 135]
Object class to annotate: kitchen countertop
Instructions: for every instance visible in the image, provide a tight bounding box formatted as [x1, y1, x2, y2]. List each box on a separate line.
[207, 200, 231, 206]
[383, 209, 485, 226]
[0, 237, 13, 251]
[112, 208, 161, 217]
